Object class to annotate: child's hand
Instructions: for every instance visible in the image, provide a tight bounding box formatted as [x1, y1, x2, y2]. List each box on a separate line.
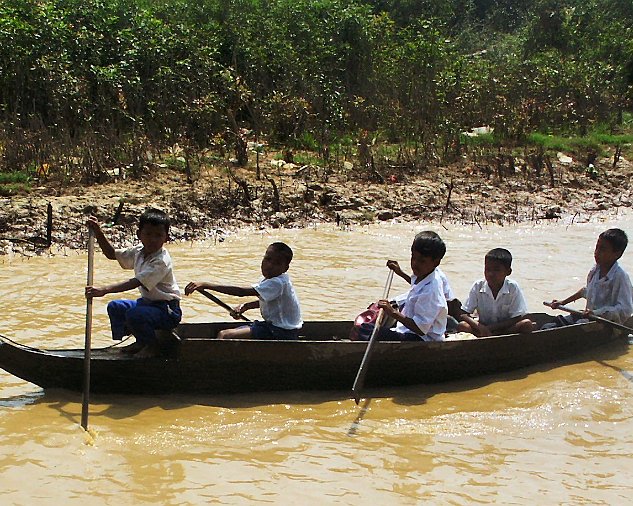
[85, 286, 107, 298]
[230, 304, 245, 320]
[548, 299, 562, 309]
[86, 216, 102, 232]
[386, 260, 402, 274]
[377, 299, 396, 316]
[184, 281, 204, 295]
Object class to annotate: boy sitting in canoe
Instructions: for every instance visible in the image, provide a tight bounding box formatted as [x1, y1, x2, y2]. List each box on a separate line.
[544, 228, 633, 327]
[185, 242, 303, 340]
[457, 248, 534, 337]
[387, 231, 462, 334]
[358, 231, 448, 341]
[85, 208, 182, 357]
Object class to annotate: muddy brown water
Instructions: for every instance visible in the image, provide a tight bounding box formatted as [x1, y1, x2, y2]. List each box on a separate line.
[1, 216, 633, 504]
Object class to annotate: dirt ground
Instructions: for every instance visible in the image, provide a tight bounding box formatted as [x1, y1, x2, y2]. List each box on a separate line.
[1, 151, 632, 256]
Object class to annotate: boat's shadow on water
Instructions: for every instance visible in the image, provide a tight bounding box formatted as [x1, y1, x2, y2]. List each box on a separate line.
[26, 340, 632, 424]
[385, 339, 632, 407]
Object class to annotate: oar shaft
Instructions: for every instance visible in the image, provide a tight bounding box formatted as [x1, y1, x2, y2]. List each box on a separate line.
[199, 289, 250, 322]
[352, 269, 395, 404]
[543, 301, 633, 333]
[81, 229, 95, 431]
[352, 309, 385, 404]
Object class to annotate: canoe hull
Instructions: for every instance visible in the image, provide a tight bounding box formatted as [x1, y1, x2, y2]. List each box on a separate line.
[0, 315, 628, 395]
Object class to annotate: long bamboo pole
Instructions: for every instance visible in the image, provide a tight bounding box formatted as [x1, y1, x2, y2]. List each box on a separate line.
[81, 229, 95, 430]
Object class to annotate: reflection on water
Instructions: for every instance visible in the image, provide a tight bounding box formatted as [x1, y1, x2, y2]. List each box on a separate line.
[1, 215, 633, 504]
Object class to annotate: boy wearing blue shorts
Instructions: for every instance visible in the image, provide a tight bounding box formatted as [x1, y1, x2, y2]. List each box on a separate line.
[185, 242, 302, 340]
[85, 208, 182, 357]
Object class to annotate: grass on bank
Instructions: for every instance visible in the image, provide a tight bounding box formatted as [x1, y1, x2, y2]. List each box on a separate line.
[0, 171, 31, 195]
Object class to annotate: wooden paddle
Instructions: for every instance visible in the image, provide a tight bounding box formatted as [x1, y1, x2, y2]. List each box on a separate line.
[199, 288, 251, 322]
[81, 229, 95, 431]
[543, 301, 633, 333]
[352, 269, 394, 404]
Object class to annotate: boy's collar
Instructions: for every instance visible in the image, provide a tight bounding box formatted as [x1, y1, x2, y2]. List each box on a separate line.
[483, 278, 509, 294]
[413, 268, 437, 284]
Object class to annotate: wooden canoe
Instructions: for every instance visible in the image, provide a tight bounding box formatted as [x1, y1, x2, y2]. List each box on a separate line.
[0, 313, 629, 395]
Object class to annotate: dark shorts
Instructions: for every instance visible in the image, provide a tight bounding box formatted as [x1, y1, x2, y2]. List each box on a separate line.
[540, 313, 589, 330]
[250, 320, 300, 340]
[357, 323, 423, 342]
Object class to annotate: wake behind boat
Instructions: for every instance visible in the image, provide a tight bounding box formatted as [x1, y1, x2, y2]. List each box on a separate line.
[0, 313, 629, 395]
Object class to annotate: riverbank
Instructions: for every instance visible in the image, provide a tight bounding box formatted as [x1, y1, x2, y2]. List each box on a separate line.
[1, 152, 631, 256]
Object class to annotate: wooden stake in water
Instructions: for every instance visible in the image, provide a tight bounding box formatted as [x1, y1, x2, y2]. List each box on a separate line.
[81, 229, 95, 431]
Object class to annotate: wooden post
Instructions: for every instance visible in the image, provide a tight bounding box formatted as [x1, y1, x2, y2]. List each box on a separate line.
[46, 203, 53, 247]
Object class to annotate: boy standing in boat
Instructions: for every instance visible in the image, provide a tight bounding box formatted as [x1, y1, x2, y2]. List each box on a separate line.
[457, 248, 534, 337]
[545, 228, 633, 326]
[360, 231, 448, 341]
[85, 208, 182, 357]
[185, 242, 302, 340]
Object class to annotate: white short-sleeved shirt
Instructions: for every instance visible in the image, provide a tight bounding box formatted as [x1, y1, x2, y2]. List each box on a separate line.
[463, 278, 528, 325]
[395, 269, 447, 341]
[115, 245, 181, 301]
[253, 273, 302, 330]
[393, 267, 455, 306]
[582, 262, 633, 323]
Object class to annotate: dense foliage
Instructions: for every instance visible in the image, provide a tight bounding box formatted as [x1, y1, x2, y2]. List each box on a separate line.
[0, 0, 631, 180]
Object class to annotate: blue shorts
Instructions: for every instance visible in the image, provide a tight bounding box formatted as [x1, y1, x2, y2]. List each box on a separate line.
[249, 320, 300, 340]
[107, 298, 182, 344]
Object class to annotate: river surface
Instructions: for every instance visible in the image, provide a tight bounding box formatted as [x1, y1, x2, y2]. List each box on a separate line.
[1, 214, 633, 505]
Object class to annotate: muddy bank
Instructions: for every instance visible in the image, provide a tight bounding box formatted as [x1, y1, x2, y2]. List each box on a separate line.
[1, 155, 632, 256]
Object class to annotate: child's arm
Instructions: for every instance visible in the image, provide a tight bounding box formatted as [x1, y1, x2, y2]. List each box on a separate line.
[377, 299, 423, 334]
[87, 216, 116, 260]
[548, 288, 584, 308]
[486, 315, 526, 333]
[86, 277, 142, 298]
[185, 281, 258, 297]
[231, 300, 260, 319]
[386, 260, 411, 284]
[457, 312, 492, 337]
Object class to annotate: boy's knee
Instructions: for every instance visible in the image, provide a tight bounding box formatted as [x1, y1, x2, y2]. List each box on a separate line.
[456, 321, 471, 333]
[107, 299, 125, 315]
[518, 319, 535, 333]
[125, 306, 148, 328]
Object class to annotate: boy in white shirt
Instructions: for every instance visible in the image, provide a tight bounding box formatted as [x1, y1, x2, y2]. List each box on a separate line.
[185, 242, 302, 340]
[457, 248, 534, 337]
[86, 208, 182, 357]
[546, 228, 633, 325]
[360, 231, 448, 341]
[386, 230, 461, 333]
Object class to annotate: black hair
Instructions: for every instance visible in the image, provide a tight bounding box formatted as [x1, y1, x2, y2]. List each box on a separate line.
[269, 242, 293, 264]
[599, 228, 628, 254]
[485, 248, 512, 269]
[139, 208, 170, 234]
[412, 231, 446, 260]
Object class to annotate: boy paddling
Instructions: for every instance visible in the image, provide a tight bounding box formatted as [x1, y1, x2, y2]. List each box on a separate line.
[545, 228, 633, 327]
[85, 208, 182, 357]
[185, 242, 302, 340]
[359, 231, 448, 341]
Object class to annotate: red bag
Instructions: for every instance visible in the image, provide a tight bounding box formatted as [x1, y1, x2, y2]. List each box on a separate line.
[349, 302, 396, 340]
